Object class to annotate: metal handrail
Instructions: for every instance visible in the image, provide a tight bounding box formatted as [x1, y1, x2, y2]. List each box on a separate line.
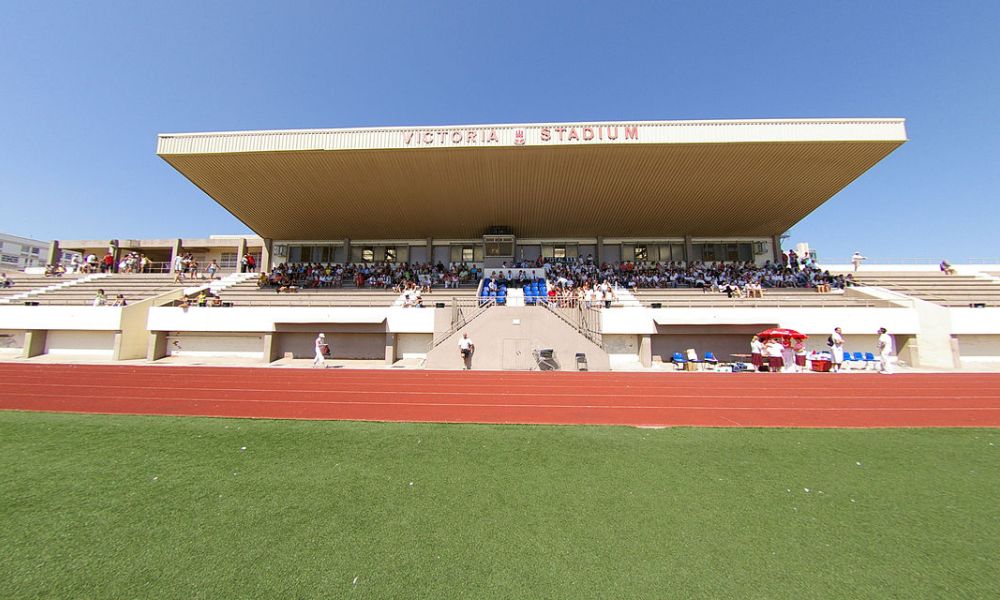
[431, 298, 496, 348]
[821, 258, 1000, 265]
[542, 302, 604, 348]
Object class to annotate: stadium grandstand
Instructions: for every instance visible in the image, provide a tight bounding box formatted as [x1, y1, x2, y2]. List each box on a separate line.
[3, 118, 1000, 370]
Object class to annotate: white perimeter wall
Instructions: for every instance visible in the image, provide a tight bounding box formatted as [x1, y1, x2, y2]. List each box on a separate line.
[398, 333, 432, 359]
[45, 331, 115, 356]
[0, 330, 25, 354]
[0, 306, 123, 331]
[166, 332, 264, 358]
[148, 306, 434, 333]
[955, 335, 1000, 361]
[603, 334, 641, 369]
[605, 307, 921, 337]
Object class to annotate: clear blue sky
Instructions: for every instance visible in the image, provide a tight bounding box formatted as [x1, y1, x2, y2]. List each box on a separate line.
[1, 1, 997, 261]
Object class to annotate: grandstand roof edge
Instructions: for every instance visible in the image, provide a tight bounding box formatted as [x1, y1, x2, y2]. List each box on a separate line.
[156, 118, 907, 155]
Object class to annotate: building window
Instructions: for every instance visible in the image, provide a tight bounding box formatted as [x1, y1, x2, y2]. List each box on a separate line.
[634, 245, 648, 261]
[220, 253, 238, 269]
[31, 247, 40, 255]
[553, 246, 566, 259]
[385, 248, 396, 262]
[462, 246, 474, 262]
[1, 255, 19, 265]
[362, 247, 374, 262]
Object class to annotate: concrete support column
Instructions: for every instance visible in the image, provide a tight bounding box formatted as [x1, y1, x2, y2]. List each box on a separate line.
[684, 236, 694, 265]
[261, 238, 273, 272]
[147, 331, 168, 361]
[771, 234, 783, 263]
[169, 239, 182, 268]
[263, 333, 281, 363]
[596, 237, 605, 264]
[639, 334, 652, 368]
[46, 241, 61, 266]
[426, 238, 433, 265]
[385, 333, 396, 365]
[112, 332, 124, 361]
[109, 239, 121, 273]
[236, 238, 248, 272]
[344, 238, 351, 264]
[22, 330, 47, 359]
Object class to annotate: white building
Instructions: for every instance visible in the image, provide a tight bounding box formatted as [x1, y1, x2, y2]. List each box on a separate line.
[0, 233, 49, 271]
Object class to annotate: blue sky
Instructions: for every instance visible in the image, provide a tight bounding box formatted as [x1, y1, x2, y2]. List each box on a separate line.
[1, 1, 997, 261]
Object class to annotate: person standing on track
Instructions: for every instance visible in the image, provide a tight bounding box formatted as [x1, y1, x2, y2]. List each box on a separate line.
[876, 327, 894, 374]
[314, 333, 328, 368]
[750, 335, 764, 372]
[830, 327, 846, 372]
[458, 333, 475, 370]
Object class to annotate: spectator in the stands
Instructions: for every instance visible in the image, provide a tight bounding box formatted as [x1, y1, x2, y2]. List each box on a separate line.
[940, 260, 957, 275]
[1, 273, 13, 288]
[111, 294, 127, 307]
[93, 289, 107, 307]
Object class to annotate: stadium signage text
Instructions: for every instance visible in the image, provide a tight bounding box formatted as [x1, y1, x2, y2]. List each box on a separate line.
[401, 125, 640, 146]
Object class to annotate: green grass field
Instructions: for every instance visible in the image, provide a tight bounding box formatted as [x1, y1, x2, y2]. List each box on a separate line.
[2, 411, 998, 599]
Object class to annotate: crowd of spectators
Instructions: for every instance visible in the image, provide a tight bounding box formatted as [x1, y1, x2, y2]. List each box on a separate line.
[257, 254, 850, 296]
[259, 262, 482, 291]
[539, 255, 851, 292]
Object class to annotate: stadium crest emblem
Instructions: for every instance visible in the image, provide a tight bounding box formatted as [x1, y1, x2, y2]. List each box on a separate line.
[514, 129, 526, 146]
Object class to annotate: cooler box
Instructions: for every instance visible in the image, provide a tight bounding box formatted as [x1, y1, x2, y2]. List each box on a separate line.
[811, 359, 832, 372]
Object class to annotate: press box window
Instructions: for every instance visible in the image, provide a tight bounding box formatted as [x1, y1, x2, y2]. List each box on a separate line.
[553, 246, 566, 259]
[385, 248, 397, 262]
[462, 246, 475, 262]
[634, 245, 648, 261]
[362, 248, 375, 262]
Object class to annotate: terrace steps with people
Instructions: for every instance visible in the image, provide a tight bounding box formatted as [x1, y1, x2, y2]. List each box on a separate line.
[24, 273, 184, 305]
[631, 287, 894, 308]
[0, 274, 89, 303]
[848, 271, 1000, 307]
[219, 278, 481, 307]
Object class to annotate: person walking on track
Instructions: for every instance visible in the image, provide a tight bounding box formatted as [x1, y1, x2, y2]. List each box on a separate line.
[458, 333, 475, 370]
[314, 333, 329, 368]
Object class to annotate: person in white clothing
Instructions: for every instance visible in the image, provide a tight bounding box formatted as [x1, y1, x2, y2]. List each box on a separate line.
[764, 339, 784, 372]
[458, 333, 475, 370]
[876, 327, 894, 374]
[750, 335, 764, 372]
[313, 333, 328, 368]
[830, 327, 845, 372]
[851, 251, 867, 273]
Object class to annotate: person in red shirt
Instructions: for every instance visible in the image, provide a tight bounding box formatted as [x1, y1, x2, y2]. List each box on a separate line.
[102, 252, 115, 273]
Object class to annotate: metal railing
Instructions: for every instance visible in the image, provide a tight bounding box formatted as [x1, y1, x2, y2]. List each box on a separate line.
[543, 302, 604, 348]
[821, 258, 1000, 265]
[431, 298, 496, 348]
[635, 295, 896, 309]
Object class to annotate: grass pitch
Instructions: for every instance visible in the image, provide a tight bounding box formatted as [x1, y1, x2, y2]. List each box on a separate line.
[1, 411, 998, 599]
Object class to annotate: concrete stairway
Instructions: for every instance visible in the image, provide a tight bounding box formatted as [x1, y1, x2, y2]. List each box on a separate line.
[425, 306, 610, 371]
[0, 273, 107, 304]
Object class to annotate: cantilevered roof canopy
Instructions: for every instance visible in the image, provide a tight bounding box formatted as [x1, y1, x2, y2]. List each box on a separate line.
[157, 119, 906, 240]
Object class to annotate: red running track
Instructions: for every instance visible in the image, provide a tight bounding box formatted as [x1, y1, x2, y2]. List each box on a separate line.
[1, 363, 1000, 428]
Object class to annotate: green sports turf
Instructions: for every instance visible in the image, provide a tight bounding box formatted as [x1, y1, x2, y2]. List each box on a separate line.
[1, 412, 998, 599]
